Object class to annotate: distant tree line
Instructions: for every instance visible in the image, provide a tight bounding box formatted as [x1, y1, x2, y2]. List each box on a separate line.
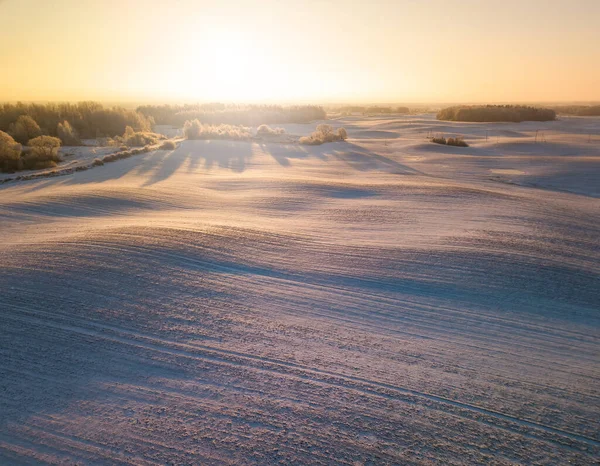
[0, 102, 153, 144]
[551, 105, 600, 116]
[437, 105, 556, 123]
[136, 103, 326, 127]
[333, 106, 410, 115]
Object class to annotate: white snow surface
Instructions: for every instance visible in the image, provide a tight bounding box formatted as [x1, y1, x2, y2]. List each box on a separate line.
[0, 114, 599, 465]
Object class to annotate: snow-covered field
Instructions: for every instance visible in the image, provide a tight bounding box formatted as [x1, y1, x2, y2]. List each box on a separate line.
[0, 114, 599, 465]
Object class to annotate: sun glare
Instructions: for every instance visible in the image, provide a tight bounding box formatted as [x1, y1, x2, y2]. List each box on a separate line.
[174, 31, 281, 102]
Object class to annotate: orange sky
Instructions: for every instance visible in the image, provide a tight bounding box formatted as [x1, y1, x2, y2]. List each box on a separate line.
[1, 0, 599, 103]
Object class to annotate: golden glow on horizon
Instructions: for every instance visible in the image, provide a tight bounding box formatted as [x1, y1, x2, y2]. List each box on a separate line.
[1, 0, 599, 103]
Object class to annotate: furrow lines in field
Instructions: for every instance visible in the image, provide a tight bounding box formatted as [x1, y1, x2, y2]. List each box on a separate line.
[2, 307, 598, 453]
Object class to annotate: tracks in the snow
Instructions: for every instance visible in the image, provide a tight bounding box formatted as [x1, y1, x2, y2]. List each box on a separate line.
[3, 302, 598, 455]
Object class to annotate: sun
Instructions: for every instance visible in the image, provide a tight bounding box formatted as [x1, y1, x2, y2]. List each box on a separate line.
[176, 31, 281, 102]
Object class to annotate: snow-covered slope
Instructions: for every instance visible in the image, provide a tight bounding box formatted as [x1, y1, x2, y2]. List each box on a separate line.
[1, 116, 599, 465]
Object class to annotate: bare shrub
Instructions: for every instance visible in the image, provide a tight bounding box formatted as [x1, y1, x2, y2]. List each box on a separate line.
[57, 120, 82, 145]
[338, 127, 348, 140]
[183, 119, 252, 141]
[9, 115, 42, 144]
[447, 137, 469, 147]
[160, 140, 177, 150]
[431, 136, 469, 147]
[0, 130, 22, 172]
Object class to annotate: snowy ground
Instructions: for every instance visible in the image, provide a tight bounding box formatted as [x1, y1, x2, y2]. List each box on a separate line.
[0, 114, 599, 465]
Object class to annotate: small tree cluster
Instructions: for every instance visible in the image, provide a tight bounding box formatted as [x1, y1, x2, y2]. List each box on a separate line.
[299, 125, 348, 145]
[437, 105, 556, 123]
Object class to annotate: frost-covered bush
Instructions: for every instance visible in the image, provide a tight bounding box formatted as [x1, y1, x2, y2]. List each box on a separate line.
[57, 120, 82, 146]
[183, 119, 202, 139]
[256, 124, 286, 137]
[183, 119, 252, 141]
[0, 130, 22, 172]
[120, 126, 162, 147]
[160, 140, 177, 150]
[9, 115, 42, 144]
[299, 125, 348, 145]
[23, 136, 61, 169]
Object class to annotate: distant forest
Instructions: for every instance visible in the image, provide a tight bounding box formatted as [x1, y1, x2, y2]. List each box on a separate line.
[136, 104, 326, 126]
[332, 106, 410, 115]
[551, 105, 600, 116]
[0, 102, 152, 142]
[437, 105, 556, 123]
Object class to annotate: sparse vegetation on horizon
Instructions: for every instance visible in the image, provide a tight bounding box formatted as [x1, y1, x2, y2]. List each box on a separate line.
[437, 105, 556, 122]
[332, 105, 411, 116]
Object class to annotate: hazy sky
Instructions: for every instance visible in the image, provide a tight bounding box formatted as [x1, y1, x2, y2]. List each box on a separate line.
[1, 0, 599, 103]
